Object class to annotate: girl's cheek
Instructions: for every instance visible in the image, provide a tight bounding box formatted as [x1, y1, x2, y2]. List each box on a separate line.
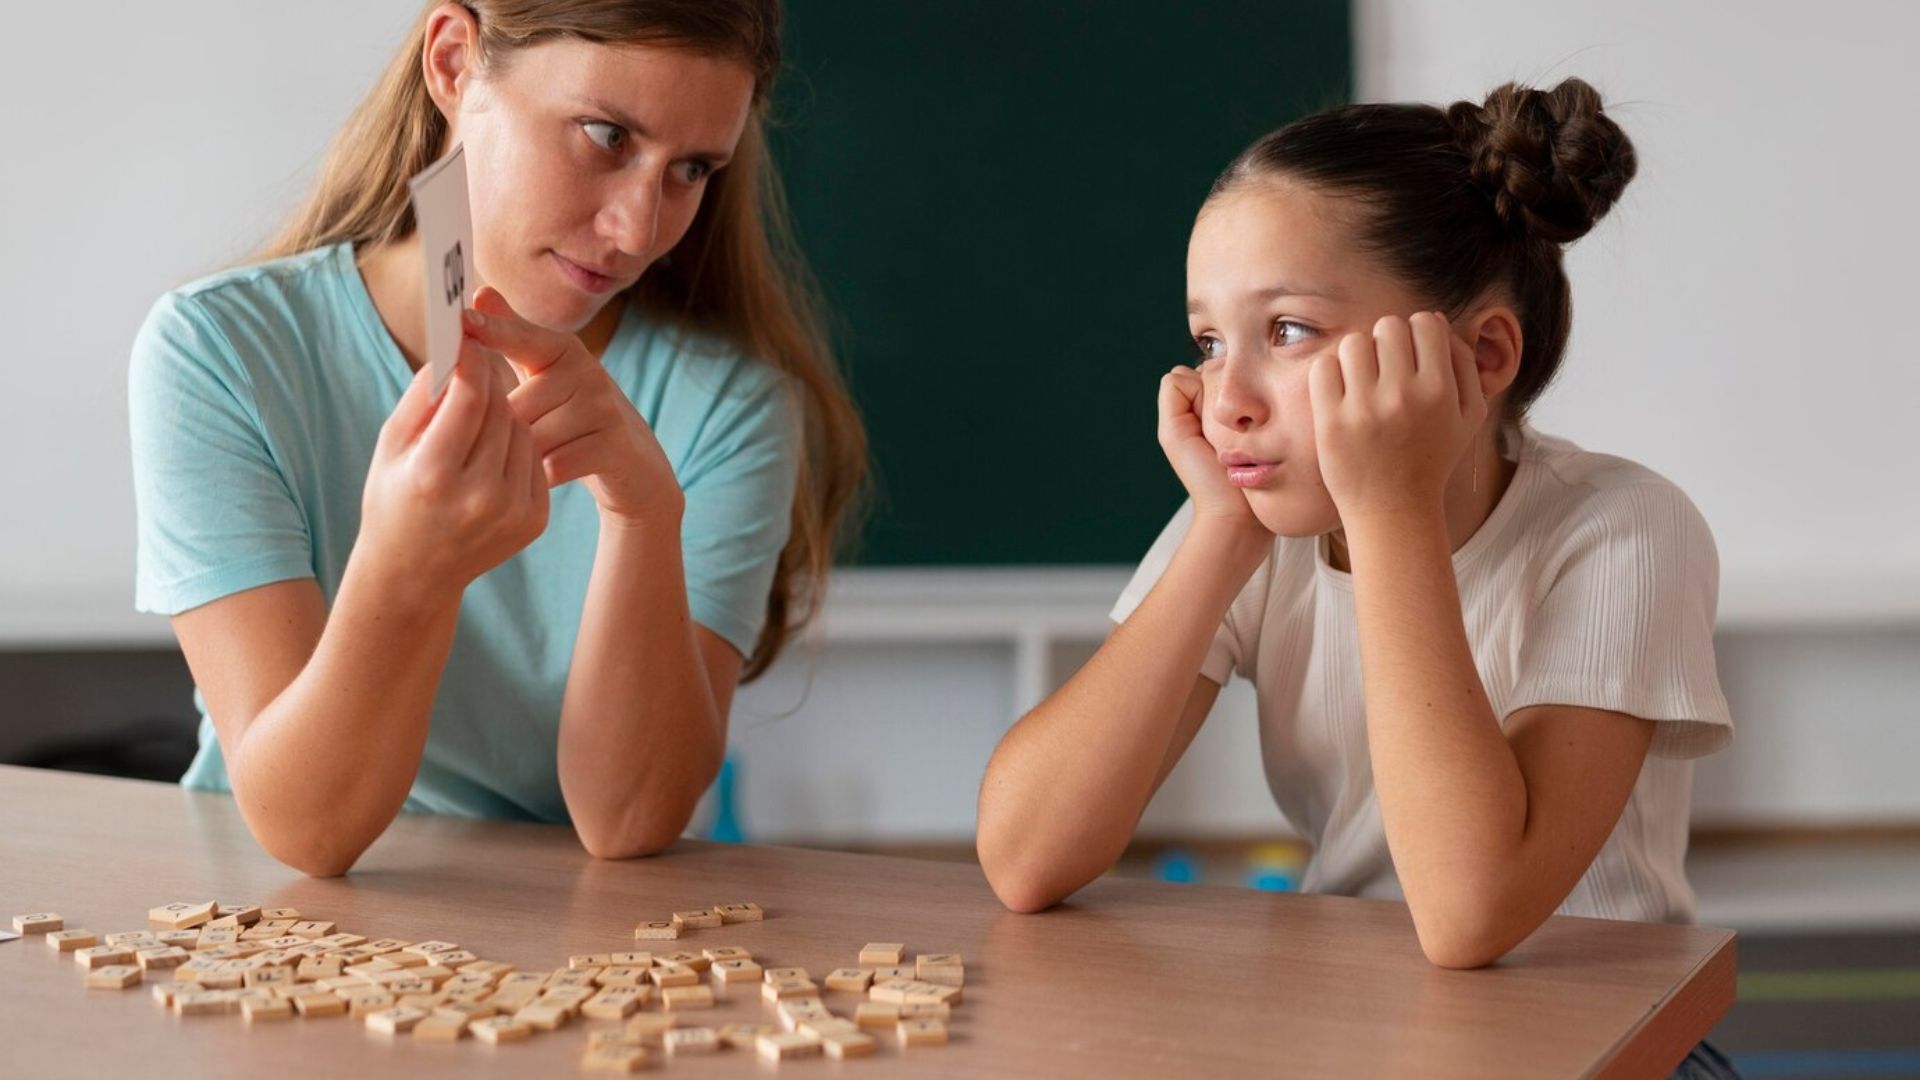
[1199, 416, 1225, 449]
[1196, 372, 1226, 446]
[1291, 361, 1323, 421]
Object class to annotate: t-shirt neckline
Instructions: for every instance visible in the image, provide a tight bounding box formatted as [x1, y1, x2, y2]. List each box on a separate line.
[336, 241, 416, 388]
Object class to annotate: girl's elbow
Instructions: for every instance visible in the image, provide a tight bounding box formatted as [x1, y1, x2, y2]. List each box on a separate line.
[1417, 929, 1509, 970]
[1409, 900, 1524, 970]
[984, 865, 1059, 914]
[999, 888, 1058, 915]
[976, 835, 1061, 913]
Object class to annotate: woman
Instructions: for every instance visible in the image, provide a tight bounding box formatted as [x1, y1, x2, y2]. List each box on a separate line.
[129, 0, 864, 876]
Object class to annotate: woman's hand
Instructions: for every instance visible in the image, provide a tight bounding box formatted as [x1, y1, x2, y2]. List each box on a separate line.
[1308, 312, 1488, 522]
[358, 342, 550, 603]
[1158, 364, 1265, 536]
[462, 286, 683, 527]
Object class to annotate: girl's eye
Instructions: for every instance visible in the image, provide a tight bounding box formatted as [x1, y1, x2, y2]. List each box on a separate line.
[1273, 319, 1317, 348]
[1192, 334, 1224, 361]
[672, 160, 712, 185]
[582, 121, 626, 153]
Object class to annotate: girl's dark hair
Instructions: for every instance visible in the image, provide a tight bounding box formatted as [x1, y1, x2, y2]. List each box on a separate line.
[1210, 78, 1637, 418]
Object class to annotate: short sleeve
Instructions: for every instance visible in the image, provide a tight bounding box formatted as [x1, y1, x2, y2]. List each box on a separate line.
[1505, 482, 1733, 759]
[1108, 500, 1255, 686]
[675, 371, 802, 658]
[129, 291, 314, 615]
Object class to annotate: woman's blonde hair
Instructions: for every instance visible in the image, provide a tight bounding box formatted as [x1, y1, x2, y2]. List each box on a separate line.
[259, 0, 866, 680]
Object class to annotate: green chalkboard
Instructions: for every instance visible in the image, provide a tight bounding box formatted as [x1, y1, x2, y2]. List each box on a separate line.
[772, 3, 1352, 565]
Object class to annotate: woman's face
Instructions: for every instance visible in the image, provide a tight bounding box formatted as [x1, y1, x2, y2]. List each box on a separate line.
[443, 31, 756, 332]
[1184, 181, 1443, 537]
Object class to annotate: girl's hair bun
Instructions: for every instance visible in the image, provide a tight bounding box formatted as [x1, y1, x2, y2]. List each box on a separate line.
[1445, 78, 1637, 244]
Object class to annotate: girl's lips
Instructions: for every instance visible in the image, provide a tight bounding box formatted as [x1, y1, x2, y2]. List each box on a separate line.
[1226, 462, 1279, 488]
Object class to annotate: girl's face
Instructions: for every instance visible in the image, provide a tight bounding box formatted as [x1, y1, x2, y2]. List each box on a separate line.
[1185, 182, 1446, 537]
[442, 31, 756, 333]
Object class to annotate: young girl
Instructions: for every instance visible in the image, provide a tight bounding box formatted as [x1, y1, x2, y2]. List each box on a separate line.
[978, 79, 1735, 978]
[129, 1, 864, 876]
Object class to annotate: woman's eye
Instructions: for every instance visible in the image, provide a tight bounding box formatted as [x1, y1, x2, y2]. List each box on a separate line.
[673, 160, 712, 185]
[582, 121, 626, 152]
[1272, 319, 1316, 348]
[1192, 334, 1223, 361]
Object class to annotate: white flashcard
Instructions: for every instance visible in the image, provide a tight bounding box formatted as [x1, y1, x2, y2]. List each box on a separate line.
[406, 144, 475, 398]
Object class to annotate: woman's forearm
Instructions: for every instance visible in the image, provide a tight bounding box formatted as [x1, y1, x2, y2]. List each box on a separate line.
[977, 520, 1268, 910]
[556, 514, 724, 859]
[226, 556, 462, 877]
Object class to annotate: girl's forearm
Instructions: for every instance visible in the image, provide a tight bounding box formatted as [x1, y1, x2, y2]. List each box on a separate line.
[555, 514, 724, 859]
[226, 556, 462, 877]
[977, 520, 1268, 910]
[1343, 509, 1528, 956]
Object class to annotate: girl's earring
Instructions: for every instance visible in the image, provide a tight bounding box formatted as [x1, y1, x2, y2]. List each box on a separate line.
[1473, 457, 1480, 495]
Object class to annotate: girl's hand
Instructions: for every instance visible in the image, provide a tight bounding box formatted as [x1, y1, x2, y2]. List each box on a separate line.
[1308, 312, 1488, 522]
[359, 342, 551, 602]
[1158, 364, 1265, 536]
[462, 287, 683, 527]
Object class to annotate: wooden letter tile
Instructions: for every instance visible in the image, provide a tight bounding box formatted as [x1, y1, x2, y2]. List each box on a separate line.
[715, 902, 764, 923]
[46, 929, 96, 952]
[660, 985, 714, 1011]
[470, 1016, 532, 1044]
[899, 1017, 949, 1046]
[85, 965, 142, 990]
[365, 1005, 430, 1035]
[663, 1026, 722, 1055]
[825, 967, 874, 993]
[148, 902, 215, 930]
[670, 909, 722, 931]
[756, 1031, 823, 1060]
[11, 913, 62, 935]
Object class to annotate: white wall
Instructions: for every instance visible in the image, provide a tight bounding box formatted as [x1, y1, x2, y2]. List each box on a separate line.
[3, 2, 1914, 843]
[1356, 0, 1920, 616]
[0, 1, 415, 619]
[1691, 626, 1920, 827]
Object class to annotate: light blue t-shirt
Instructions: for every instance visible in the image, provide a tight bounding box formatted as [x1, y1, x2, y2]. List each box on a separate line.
[129, 242, 799, 822]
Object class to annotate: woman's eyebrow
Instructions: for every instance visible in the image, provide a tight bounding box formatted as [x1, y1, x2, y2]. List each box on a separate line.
[577, 97, 734, 165]
[1186, 283, 1343, 315]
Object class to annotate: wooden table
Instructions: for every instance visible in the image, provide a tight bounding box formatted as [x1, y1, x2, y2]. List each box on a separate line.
[0, 765, 1734, 1077]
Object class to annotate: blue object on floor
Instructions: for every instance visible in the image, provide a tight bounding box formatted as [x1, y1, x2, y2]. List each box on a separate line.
[1243, 842, 1303, 892]
[709, 756, 744, 843]
[1153, 849, 1200, 883]
[1245, 867, 1297, 892]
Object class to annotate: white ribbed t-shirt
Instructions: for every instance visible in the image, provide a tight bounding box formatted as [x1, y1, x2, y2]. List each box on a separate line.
[1110, 422, 1733, 925]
